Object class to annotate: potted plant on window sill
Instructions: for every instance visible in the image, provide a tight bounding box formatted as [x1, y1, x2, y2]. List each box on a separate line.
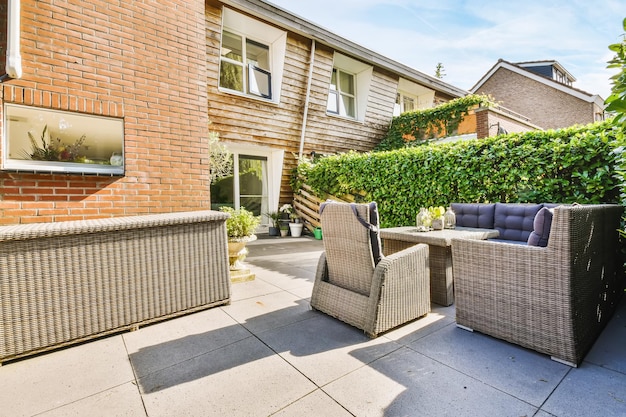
[220, 206, 260, 282]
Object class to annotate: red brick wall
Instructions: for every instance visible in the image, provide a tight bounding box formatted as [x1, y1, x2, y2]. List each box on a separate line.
[0, 0, 209, 225]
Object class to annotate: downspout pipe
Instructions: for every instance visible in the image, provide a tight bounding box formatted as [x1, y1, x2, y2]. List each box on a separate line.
[298, 39, 315, 160]
[5, 0, 22, 79]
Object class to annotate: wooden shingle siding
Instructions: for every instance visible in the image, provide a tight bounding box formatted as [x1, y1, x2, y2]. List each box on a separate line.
[206, 3, 401, 201]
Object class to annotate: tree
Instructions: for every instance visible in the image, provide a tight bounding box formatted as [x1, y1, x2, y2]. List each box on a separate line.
[435, 63, 446, 79]
[606, 18, 626, 129]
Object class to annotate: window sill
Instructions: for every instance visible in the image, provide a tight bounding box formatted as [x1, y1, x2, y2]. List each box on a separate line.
[217, 88, 280, 106]
[325, 112, 364, 123]
[2, 159, 125, 176]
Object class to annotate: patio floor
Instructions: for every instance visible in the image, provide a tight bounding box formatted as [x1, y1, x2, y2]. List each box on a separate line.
[1, 235, 625, 417]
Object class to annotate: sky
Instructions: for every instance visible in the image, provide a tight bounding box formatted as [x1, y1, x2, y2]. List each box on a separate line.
[267, 0, 625, 100]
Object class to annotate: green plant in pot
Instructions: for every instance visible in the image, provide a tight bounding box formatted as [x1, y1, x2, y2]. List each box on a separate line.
[219, 206, 260, 282]
[265, 210, 282, 236]
[289, 211, 304, 237]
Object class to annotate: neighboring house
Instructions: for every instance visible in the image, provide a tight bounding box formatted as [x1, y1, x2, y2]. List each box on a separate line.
[0, 0, 466, 226]
[471, 59, 606, 130]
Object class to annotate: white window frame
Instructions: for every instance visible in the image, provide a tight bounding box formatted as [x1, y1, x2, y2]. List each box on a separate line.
[219, 8, 287, 104]
[327, 53, 373, 122]
[393, 78, 436, 117]
[327, 68, 356, 118]
[2, 104, 124, 175]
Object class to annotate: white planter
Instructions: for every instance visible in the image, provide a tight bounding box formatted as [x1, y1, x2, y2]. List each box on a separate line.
[289, 222, 303, 237]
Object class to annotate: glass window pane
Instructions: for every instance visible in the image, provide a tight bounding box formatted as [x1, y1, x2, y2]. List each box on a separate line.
[339, 71, 354, 95]
[219, 61, 244, 92]
[248, 65, 271, 98]
[3, 104, 125, 175]
[246, 39, 269, 70]
[329, 69, 337, 91]
[403, 97, 415, 112]
[221, 31, 243, 62]
[340, 94, 355, 117]
[239, 155, 267, 216]
[327, 90, 339, 114]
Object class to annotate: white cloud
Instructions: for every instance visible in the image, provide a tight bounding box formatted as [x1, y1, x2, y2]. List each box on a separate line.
[268, 0, 622, 99]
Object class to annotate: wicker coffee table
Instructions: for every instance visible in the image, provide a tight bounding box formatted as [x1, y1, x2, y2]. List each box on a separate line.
[380, 227, 499, 306]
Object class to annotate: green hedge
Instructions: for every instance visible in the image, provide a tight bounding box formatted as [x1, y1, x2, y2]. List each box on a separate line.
[294, 121, 621, 227]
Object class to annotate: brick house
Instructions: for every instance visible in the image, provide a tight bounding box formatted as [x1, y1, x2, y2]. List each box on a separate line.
[0, 0, 466, 226]
[471, 59, 606, 130]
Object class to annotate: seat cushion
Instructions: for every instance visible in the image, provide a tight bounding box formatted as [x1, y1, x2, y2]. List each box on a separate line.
[527, 207, 554, 247]
[450, 203, 495, 229]
[494, 203, 543, 242]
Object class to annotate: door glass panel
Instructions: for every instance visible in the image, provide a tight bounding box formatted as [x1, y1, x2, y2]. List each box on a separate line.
[210, 154, 235, 211]
[238, 155, 268, 217]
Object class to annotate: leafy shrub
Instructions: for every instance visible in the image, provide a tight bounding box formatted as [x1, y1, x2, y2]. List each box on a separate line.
[294, 121, 620, 227]
[219, 206, 260, 240]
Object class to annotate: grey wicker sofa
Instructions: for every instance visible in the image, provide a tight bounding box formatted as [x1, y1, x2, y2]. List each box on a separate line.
[0, 210, 231, 364]
[451, 204, 623, 366]
[311, 202, 431, 337]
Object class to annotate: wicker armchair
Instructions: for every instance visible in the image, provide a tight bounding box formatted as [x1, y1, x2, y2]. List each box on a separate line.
[451, 204, 623, 366]
[310, 202, 430, 337]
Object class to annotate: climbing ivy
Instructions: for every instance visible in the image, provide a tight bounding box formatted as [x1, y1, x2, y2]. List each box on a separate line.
[375, 94, 493, 151]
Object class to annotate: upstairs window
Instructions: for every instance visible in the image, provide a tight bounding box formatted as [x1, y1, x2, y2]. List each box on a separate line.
[326, 53, 373, 122]
[327, 68, 356, 118]
[219, 8, 287, 103]
[220, 31, 271, 99]
[394, 92, 416, 115]
[393, 78, 435, 117]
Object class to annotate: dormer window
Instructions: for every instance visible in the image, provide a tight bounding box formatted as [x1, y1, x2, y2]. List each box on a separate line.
[218, 8, 287, 104]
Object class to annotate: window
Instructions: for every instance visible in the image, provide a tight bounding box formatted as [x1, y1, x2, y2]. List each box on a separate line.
[220, 31, 271, 99]
[393, 78, 436, 117]
[327, 68, 356, 118]
[219, 8, 287, 103]
[394, 92, 416, 115]
[326, 53, 373, 121]
[3, 104, 124, 175]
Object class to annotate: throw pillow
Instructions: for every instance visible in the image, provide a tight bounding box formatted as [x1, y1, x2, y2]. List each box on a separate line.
[527, 207, 554, 247]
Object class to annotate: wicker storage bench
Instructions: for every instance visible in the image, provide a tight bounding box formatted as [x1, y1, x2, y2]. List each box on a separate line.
[452, 204, 623, 366]
[0, 210, 231, 364]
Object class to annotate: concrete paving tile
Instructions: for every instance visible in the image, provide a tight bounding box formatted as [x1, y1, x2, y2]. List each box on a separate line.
[251, 263, 316, 291]
[37, 382, 146, 417]
[541, 364, 626, 417]
[408, 324, 569, 407]
[285, 284, 314, 300]
[230, 276, 283, 302]
[381, 309, 455, 344]
[257, 314, 402, 386]
[0, 335, 134, 417]
[271, 389, 352, 416]
[124, 307, 249, 378]
[222, 291, 316, 334]
[139, 336, 317, 417]
[324, 346, 538, 417]
[584, 298, 626, 374]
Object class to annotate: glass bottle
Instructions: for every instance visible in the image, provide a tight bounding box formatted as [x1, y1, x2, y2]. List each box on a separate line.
[444, 207, 456, 229]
